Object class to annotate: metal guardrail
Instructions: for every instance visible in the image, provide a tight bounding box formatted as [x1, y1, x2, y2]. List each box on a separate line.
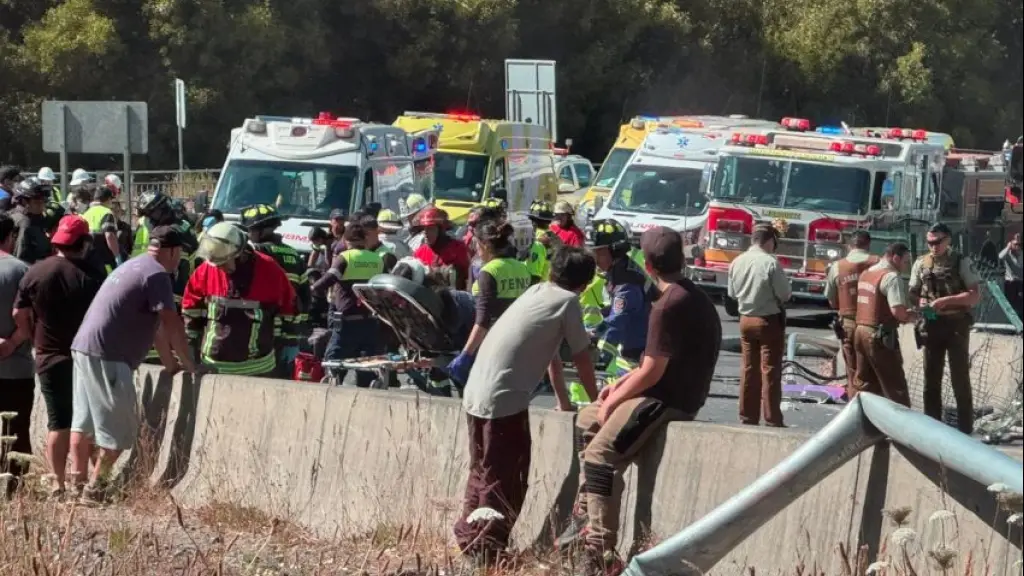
[624, 392, 1023, 575]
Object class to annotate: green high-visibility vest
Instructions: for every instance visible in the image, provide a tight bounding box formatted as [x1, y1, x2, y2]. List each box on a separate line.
[471, 257, 531, 298]
[132, 217, 150, 257]
[579, 273, 606, 329]
[527, 241, 549, 282]
[341, 249, 384, 281]
[82, 205, 114, 234]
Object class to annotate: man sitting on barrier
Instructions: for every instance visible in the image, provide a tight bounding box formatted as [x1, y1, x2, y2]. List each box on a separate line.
[454, 246, 599, 570]
[559, 227, 721, 576]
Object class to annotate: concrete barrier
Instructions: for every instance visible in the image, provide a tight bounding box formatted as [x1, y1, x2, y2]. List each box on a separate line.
[30, 367, 1023, 573]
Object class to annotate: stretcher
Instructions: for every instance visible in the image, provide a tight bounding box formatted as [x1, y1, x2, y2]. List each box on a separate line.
[320, 274, 459, 388]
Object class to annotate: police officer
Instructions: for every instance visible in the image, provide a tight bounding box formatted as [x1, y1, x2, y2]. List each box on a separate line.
[241, 203, 310, 373]
[311, 221, 385, 387]
[727, 224, 792, 427]
[852, 243, 917, 405]
[825, 230, 879, 396]
[585, 219, 651, 389]
[909, 223, 981, 434]
[10, 177, 53, 264]
[81, 179, 124, 275]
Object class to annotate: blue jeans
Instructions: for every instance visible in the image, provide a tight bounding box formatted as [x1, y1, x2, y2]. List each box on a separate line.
[325, 316, 382, 387]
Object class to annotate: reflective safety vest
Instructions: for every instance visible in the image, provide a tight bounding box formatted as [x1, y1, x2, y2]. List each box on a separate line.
[52, 185, 64, 204]
[340, 249, 384, 281]
[579, 273, 607, 329]
[132, 217, 150, 257]
[569, 350, 638, 406]
[82, 204, 114, 234]
[471, 257, 532, 299]
[526, 241, 549, 283]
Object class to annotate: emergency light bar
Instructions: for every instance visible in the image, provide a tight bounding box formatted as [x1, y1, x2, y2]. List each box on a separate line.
[403, 111, 482, 122]
[730, 133, 769, 146]
[780, 117, 812, 131]
[827, 141, 882, 156]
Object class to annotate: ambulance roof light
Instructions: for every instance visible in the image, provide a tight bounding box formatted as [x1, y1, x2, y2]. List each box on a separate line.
[781, 117, 812, 131]
[817, 126, 844, 135]
[730, 133, 769, 146]
[413, 138, 428, 154]
[631, 118, 647, 130]
[246, 119, 267, 134]
[444, 111, 480, 122]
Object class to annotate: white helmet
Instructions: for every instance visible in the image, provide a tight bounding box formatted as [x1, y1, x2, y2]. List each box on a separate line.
[37, 167, 56, 182]
[400, 193, 429, 219]
[197, 222, 247, 266]
[104, 174, 123, 194]
[70, 168, 91, 186]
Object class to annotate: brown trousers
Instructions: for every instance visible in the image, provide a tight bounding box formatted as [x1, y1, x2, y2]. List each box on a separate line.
[739, 314, 785, 426]
[840, 317, 859, 398]
[851, 326, 911, 407]
[575, 397, 691, 552]
[922, 315, 974, 434]
[453, 411, 532, 558]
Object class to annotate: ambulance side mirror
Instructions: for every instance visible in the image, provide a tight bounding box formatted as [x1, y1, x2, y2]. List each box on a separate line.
[492, 187, 508, 201]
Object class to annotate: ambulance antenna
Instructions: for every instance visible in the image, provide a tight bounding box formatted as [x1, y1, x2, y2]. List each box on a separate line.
[841, 122, 851, 135]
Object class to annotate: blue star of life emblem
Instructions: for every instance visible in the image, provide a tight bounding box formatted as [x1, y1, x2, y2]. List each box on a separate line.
[433, 123, 444, 133]
[677, 136, 690, 148]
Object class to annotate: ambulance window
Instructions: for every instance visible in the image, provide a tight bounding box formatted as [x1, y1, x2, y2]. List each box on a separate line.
[559, 165, 573, 182]
[491, 159, 507, 190]
[362, 168, 375, 205]
[574, 163, 593, 188]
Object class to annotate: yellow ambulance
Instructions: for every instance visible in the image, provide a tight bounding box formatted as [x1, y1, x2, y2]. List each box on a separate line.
[393, 112, 559, 224]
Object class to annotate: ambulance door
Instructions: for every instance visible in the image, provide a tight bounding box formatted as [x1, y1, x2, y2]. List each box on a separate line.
[373, 161, 417, 214]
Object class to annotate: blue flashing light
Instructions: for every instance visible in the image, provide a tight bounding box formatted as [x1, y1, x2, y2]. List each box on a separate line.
[817, 126, 844, 135]
[500, 139, 509, 151]
[413, 139, 427, 153]
[368, 141, 379, 153]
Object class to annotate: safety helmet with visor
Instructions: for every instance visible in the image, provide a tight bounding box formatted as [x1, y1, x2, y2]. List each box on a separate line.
[240, 203, 282, 231]
[37, 167, 56, 182]
[14, 177, 53, 201]
[70, 168, 92, 187]
[196, 222, 247, 266]
[587, 219, 631, 252]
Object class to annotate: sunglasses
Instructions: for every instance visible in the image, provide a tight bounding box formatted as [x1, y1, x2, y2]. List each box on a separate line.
[926, 237, 947, 246]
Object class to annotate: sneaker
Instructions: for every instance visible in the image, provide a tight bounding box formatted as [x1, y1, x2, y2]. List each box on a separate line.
[576, 549, 625, 576]
[555, 512, 589, 552]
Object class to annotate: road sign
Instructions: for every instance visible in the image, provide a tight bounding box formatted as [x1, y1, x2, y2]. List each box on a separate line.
[175, 79, 187, 129]
[505, 59, 557, 142]
[42, 101, 149, 155]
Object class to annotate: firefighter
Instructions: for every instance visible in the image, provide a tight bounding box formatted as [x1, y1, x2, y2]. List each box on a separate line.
[133, 191, 178, 256]
[375, 209, 412, 260]
[182, 222, 297, 377]
[311, 221, 385, 387]
[825, 230, 879, 397]
[852, 243, 917, 405]
[10, 177, 53, 264]
[81, 179, 124, 275]
[909, 223, 981, 434]
[241, 203, 310, 374]
[527, 200, 559, 283]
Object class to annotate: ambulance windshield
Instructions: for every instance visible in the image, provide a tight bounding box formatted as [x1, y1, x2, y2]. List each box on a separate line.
[433, 152, 488, 202]
[593, 148, 633, 188]
[213, 160, 359, 219]
[607, 165, 709, 217]
[711, 156, 871, 215]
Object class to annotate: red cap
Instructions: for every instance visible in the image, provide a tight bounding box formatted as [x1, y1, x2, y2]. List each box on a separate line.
[51, 215, 90, 246]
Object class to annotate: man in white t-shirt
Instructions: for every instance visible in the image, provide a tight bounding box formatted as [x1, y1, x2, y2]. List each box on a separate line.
[453, 246, 600, 568]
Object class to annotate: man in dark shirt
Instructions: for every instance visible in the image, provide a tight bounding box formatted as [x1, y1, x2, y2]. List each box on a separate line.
[561, 226, 721, 575]
[10, 177, 53, 264]
[14, 215, 102, 497]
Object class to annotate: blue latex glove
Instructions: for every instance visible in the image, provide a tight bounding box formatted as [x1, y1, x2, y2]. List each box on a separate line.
[279, 346, 300, 366]
[446, 353, 475, 386]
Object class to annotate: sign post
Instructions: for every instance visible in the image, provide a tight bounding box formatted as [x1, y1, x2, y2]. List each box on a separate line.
[175, 79, 187, 184]
[42, 101, 149, 215]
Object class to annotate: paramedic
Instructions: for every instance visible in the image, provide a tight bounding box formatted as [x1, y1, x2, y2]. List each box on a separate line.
[311, 221, 384, 387]
[182, 222, 297, 377]
[447, 220, 533, 386]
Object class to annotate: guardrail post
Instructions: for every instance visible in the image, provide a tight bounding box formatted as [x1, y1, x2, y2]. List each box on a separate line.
[856, 441, 891, 567]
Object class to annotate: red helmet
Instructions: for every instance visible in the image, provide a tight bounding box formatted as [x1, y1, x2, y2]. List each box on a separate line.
[417, 206, 450, 228]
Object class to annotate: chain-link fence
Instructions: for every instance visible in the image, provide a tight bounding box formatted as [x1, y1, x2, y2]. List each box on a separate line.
[904, 256, 1022, 440]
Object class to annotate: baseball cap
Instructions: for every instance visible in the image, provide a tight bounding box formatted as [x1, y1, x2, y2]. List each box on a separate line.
[329, 208, 347, 221]
[51, 215, 90, 246]
[149, 225, 185, 249]
[640, 226, 684, 274]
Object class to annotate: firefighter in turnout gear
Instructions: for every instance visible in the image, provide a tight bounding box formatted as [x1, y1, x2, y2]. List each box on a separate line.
[182, 222, 298, 376]
[241, 203, 310, 374]
[825, 230, 879, 398]
[527, 199, 560, 283]
[853, 243, 917, 406]
[908, 223, 981, 434]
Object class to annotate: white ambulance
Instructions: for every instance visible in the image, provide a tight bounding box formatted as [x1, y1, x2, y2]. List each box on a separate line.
[590, 116, 780, 253]
[211, 112, 437, 253]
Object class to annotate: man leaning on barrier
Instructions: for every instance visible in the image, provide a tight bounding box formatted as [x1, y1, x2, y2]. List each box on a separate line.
[851, 243, 917, 406]
[558, 227, 722, 576]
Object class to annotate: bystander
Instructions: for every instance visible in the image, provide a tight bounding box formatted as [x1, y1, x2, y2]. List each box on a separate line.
[999, 233, 1022, 319]
[0, 213, 34, 497]
[14, 215, 102, 498]
[70, 226, 205, 504]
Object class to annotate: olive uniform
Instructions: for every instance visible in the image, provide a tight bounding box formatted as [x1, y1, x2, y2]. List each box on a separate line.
[909, 252, 980, 433]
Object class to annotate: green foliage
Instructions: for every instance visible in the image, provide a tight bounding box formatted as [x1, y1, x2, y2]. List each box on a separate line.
[0, 0, 1019, 168]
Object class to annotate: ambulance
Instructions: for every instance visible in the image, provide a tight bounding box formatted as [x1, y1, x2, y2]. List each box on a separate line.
[211, 112, 437, 253]
[692, 118, 952, 314]
[590, 117, 781, 255]
[393, 112, 559, 225]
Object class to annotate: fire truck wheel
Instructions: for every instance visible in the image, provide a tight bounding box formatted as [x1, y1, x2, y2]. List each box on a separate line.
[723, 296, 739, 318]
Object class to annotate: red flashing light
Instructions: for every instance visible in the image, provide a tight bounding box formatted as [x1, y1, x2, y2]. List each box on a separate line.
[731, 133, 768, 146]
[313, 112, 334, 125]
[447, 112, 481, 122]
[887, 128, 905, 139]
[911, 129, 928, 141]
[553, 147, 569, 156]
[708, 206, 754, 235]
[1007, 186, 1021, 206]
[781, 117, 812, 131]
[865, 144, 882, 156]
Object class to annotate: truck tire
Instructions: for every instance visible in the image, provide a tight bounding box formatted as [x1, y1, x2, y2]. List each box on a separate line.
[723, 296, 739, 318]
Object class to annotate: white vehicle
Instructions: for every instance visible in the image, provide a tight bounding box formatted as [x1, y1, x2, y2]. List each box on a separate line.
[211, 112, 437, 253]
[590, 117, 780, 253]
